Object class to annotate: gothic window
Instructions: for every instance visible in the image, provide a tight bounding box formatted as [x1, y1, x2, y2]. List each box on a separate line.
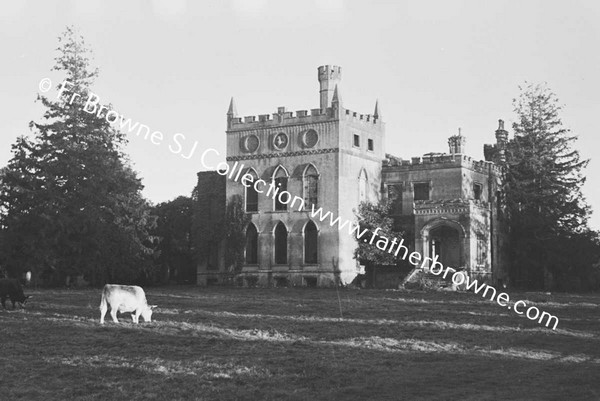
[273, 166, 289, 211]
[274, 222, 288, 264]
[473, 182, 482, 201]
[245, 169, 259, 212]
[413, 182, 430, 201]
[245, 224, 258, 264]
[303, 164, 319, 209]
[358, 169, 368, 203]
[387, 184, 403, 215]
[476, 235, 486, 266]
[304, 221, 318, 264]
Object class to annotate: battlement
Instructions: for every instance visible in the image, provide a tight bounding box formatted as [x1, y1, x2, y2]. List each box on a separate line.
[227, 65, 382, 132]
[383, 153, 500, 174]
[227, 105, 381, 132]
[343, 108, 378, 123]
[318, 65, 342, 81]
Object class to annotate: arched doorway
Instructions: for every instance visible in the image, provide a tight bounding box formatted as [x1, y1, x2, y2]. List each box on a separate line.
[274, 222, 288, 265]
[304, 221, 318, 264]
[420, 219, 466, 269]
[245, 223, 258, 264]
[429, 225, 461, 268]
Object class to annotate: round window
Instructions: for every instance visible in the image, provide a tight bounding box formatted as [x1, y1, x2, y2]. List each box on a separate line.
[243, 135, 260, 152]
[302, 129, 319, 148]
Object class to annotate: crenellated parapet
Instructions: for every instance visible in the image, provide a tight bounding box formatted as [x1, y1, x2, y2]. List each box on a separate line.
[227, 105, 382, 132]
[227, 106, 334, 131]
[227, 65, 383, 133]
[383, 153, 500, 175]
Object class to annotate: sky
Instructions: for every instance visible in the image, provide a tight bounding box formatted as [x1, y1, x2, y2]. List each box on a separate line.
[1, 0, 599, 228]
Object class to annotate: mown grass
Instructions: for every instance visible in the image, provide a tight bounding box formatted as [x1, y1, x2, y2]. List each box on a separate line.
[1, 286, 599, 400]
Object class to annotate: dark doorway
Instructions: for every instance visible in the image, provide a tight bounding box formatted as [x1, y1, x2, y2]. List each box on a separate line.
[429, 225, 461, 268]
[304, 221, 318, 264]
[245, 224, 258, 264]
[274, 222, 288, 264]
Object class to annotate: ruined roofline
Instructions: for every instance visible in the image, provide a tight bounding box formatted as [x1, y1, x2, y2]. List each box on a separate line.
[383, 153, 501, 174]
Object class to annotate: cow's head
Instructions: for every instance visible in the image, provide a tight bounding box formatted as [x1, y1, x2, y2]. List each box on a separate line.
[141, 304, 157, 322]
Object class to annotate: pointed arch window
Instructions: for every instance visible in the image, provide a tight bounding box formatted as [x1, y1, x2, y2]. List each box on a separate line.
[245, 169, 259, 212]
[304, 221, 318, 264]
[273, 166, 289, 211]
[358, 169, 368, 203]
[303, 164, 319, 209]
[274, 222, 288, 264]
[476, 234, 486, 267]
[245, 224, 258, 264]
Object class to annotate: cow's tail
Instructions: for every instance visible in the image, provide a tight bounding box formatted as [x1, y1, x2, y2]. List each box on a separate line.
[99, 285, 108, 311]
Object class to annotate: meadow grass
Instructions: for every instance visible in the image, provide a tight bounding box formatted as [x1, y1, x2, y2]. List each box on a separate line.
[1, 286, 599, 400]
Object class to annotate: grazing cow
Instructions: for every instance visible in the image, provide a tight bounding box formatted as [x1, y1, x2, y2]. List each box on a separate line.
[99, 284, 157, 324]
[0, 278, 31, 309]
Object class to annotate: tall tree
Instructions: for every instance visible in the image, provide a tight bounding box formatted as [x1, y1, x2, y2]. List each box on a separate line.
[152, 196, 195, 283]
[354, 200, 403, 287]
[504, 82, 592, 288]
[0, 27, 154, 285]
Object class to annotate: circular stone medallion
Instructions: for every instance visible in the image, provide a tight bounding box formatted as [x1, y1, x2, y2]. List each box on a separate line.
[273, 132, 289, 150]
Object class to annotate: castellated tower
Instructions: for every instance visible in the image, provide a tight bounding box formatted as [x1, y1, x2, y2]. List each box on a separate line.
[208, 65, 385, 287]
[318, 65, 342, 109]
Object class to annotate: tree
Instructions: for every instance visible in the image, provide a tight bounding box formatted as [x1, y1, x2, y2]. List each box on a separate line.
[354, 200, 403, 287]
[191, 172, 226, 276]
[0, 27, 155, 286]
[504, 82, 594, 289]
[151, 196, 195, 283]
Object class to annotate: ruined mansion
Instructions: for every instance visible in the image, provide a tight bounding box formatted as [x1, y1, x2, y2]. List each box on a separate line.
[195, 66, 508, 288]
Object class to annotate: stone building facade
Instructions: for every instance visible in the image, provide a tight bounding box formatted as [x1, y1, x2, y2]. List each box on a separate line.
[196, 65, 508, 287]
[382, 125, 508, 285]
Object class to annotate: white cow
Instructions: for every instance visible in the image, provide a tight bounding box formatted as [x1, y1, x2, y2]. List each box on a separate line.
[99, 284, 157, 324]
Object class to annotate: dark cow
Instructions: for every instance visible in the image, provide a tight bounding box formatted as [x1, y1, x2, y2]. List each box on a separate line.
[0, 278, 31, 309]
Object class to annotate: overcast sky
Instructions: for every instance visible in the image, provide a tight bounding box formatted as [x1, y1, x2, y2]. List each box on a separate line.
[1, 0, 599, 228]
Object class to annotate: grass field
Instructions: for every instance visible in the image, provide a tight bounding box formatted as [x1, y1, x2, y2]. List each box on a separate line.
[1, 286, 599, 400]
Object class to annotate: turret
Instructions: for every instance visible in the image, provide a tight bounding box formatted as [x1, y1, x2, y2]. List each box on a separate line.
[448, 128, 466, 155]
[227, 97, 238, 129]
[495, 119, 508, 163]
[318, 65, 342, 109]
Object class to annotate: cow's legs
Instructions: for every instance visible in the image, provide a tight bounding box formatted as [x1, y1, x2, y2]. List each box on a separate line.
[130, 313, 137, 323]
[11, 300, 16, 309]
[133, 310, 142, 323]
[100, 304, 108, 324]
[110, 307, 119, 323]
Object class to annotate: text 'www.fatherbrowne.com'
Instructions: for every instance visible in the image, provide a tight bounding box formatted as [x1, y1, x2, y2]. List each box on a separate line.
[308, 204, 560, 330]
